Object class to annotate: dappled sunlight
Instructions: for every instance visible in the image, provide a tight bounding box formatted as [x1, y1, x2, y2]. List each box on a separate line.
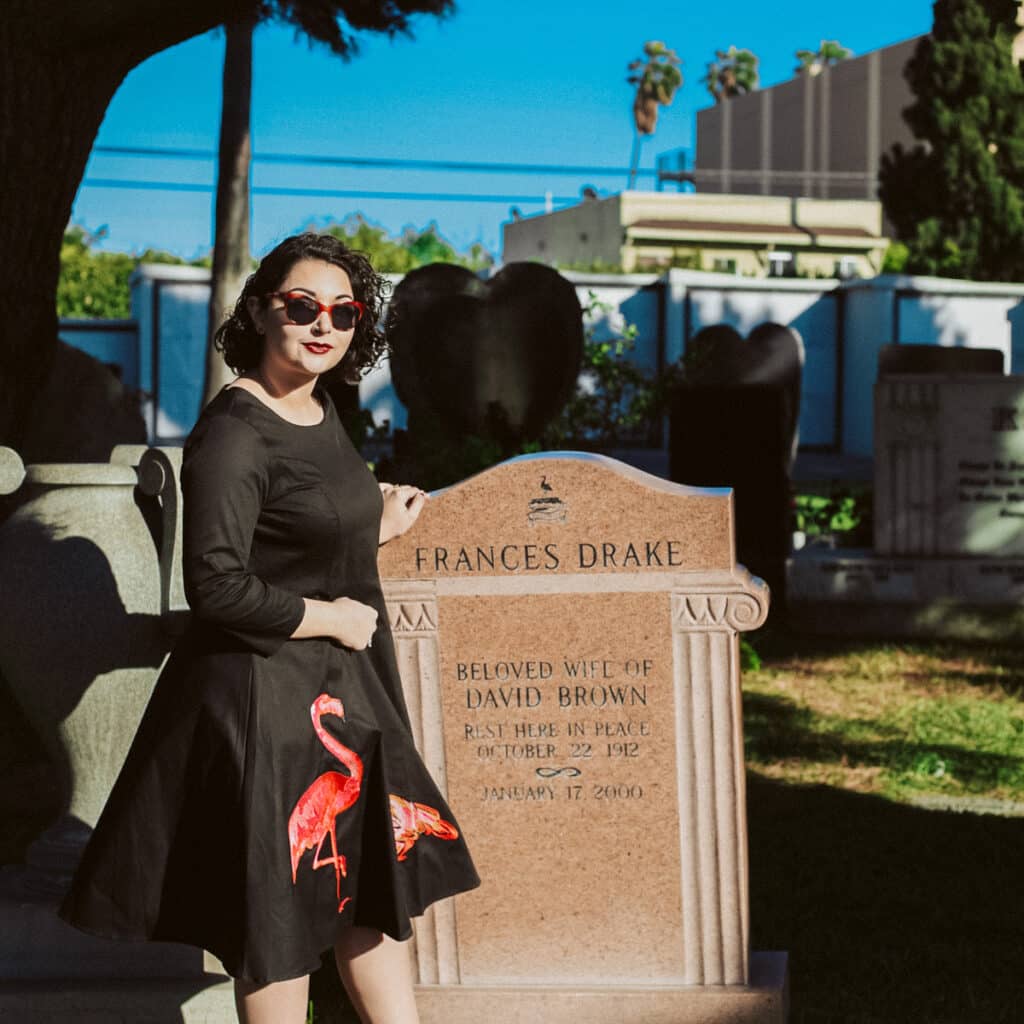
[742, 662, 1024, 803]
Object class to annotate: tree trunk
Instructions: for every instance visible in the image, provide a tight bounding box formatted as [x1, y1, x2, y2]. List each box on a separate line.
[204, 14, 256, 408]
[628, 133, 643, 190]
[0, 1, 255, 456]
[0, 26, 131, 453]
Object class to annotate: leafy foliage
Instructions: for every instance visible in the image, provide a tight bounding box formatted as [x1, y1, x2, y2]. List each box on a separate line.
[702, 45, 760, 103]
[57, 226, 206, 319]
[539, 292, 660, 451]
[324, 215, 493, 273]
[878, 0, 1024, 280]
[792, 487, 873, 547]
[265, 0, 454, 61]
[794, 38, 852, 75]
[627, 40, 683, 136]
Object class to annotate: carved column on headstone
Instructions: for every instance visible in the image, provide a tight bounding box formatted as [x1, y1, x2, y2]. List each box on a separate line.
[875, 377, 942, 555]
[384, 580, 461, 985]
[670, 575, 767, 986]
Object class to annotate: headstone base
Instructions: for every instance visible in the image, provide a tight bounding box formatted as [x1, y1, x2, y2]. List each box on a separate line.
[787, 547, 1024, 638]
[414, 951, 788, 1024]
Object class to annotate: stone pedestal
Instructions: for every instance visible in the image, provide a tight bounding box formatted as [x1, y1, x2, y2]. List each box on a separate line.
[380, 453, 786, 1020]
[787, 545, 1024, 638]
[413, 951, 788, 1024]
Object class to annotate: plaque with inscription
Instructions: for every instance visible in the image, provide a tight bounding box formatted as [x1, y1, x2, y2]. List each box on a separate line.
[875, 376, 1024, 556]
[379, 454, 768, 994]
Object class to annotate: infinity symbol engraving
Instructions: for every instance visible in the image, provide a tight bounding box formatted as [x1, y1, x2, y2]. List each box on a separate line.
[535, 766, 582, 779]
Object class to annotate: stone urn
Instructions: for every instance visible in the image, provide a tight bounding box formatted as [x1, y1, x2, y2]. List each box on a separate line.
[0, 445, 198, 980]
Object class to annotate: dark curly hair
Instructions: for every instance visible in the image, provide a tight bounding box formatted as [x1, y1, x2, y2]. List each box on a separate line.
[213, 232, 391, 384]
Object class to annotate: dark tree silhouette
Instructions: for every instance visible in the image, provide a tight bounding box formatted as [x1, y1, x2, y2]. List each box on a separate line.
[0, 0, 452, 457]
[878, 0, 1024, 280]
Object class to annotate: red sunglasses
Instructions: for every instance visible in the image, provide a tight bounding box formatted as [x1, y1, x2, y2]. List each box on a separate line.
[268, 291, 366, 331]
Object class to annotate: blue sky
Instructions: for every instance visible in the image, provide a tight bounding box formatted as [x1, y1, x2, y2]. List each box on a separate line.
[72, 0, 936, 261]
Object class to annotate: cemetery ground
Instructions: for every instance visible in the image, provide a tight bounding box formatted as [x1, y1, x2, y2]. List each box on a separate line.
[2, 634, 1022, 1022]
[745, 630, 1024, 1024]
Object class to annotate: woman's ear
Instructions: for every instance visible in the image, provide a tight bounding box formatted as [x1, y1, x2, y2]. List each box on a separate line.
[246, 295, 265, 335]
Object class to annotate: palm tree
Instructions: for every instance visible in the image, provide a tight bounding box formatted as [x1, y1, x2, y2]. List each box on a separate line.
[702, 46, 759, 103]
[205, 13, 256, 405]
[627, 40, 683, 189]
[794, 39, 852, 76]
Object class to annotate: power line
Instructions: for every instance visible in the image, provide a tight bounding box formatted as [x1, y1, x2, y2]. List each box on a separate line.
[92, 144, 659, 179]
[81, 177, 579, 205]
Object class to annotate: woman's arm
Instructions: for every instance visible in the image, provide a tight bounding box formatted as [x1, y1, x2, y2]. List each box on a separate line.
[183, 414, 375, 654]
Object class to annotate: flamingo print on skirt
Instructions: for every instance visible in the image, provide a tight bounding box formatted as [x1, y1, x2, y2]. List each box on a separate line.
[288, 694, 460, 914]
[288, 694, 363, 912]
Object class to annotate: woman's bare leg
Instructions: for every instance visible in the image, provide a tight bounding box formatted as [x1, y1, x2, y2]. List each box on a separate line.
[234, 975, 310, 1024]
[334, 926, 419, 1024]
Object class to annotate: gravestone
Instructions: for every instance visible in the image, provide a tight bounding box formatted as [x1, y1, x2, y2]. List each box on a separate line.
[877, 343, 1003, 378]
[671, 322, 804, 605]
[787, 372, 1024, 639]
[379, 453, 787, 1024]
[875, 375, 1024, 556]
[387, 262, 583, 445]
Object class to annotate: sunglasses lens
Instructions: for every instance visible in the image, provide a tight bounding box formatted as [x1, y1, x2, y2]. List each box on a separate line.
[331, 303, 361, 331]
[284, 296, 318, 325]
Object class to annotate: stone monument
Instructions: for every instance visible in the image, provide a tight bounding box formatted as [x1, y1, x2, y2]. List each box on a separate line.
[0, 445, 233, 1021]
[670, 322, 804, 607]
[379, 452, 787, 1023]
[788, 362, 1024, 637]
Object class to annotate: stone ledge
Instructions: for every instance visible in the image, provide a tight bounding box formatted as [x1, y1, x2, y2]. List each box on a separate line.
[0, 975, 235, 1023]
[415, 951, 788, 1024]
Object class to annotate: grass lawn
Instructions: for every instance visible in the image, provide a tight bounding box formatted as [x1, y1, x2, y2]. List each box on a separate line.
[744, 630, 1024, 1024]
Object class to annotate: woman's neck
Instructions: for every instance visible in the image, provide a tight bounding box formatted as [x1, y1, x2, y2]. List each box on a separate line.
[233, 368, 323, 425]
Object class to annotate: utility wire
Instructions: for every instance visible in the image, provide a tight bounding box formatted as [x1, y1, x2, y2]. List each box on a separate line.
[92, 144, 660, 178]
[82, 177, 580, 205]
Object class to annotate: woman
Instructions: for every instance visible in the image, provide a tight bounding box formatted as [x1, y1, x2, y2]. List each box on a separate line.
[60, 233, 480, 1024]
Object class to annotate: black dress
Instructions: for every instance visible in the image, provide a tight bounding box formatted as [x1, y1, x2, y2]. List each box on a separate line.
[59, 386, 479, 984]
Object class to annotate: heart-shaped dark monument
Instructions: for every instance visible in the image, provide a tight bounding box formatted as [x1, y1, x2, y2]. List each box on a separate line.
[670, 321, 805, 608]
[387, 262, 583, 445]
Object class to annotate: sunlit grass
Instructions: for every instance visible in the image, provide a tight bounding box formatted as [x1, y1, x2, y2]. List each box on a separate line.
[743, 634, 1024, 806]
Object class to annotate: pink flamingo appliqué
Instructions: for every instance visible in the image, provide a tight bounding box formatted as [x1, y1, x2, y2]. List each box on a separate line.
[388, 793, 459, 862]
[287, 694, 363, 912]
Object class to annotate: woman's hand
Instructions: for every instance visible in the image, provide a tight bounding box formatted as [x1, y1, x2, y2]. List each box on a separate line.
[379, 483, 428, 545]
[296, 596, 378, 650]
[329, 597, 379, 649]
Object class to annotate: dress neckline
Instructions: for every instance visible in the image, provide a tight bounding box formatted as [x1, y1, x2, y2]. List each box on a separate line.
[222, 382, 331, 428]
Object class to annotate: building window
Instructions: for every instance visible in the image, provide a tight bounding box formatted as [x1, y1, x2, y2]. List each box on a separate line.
[767, 251, 795, 278]
[712, 257, 738, 274]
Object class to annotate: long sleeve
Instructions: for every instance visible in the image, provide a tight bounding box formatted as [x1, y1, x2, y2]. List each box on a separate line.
[182, 412, 306, 656]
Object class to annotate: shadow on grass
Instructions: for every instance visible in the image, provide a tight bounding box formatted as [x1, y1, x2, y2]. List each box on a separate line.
[743, 692, 1024, 792]
[748, 775, 1024, 1024]
[750, 626, 1024, 700]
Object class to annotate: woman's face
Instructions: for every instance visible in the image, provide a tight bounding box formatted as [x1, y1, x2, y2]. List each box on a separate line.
[246, 258, 357, 383]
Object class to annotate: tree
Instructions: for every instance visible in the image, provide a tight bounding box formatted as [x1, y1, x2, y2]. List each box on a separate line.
[626, 41, 683, 189]
[877, 0, 1024, 280]
[58, 226, 204, 320]
[325, 215, 493, 273]
[794, 39, 852, 75]
[702, 46, 759, 103]
[0, 1, 453, 457]
[204, 13, 257, 406]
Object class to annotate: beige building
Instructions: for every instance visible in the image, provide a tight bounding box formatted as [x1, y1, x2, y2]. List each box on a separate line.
[500, 190, 888, 278]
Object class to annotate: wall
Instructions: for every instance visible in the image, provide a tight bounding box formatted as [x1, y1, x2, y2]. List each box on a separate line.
[59, 265, 1024, 461]
[695, 37, 919, 202]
